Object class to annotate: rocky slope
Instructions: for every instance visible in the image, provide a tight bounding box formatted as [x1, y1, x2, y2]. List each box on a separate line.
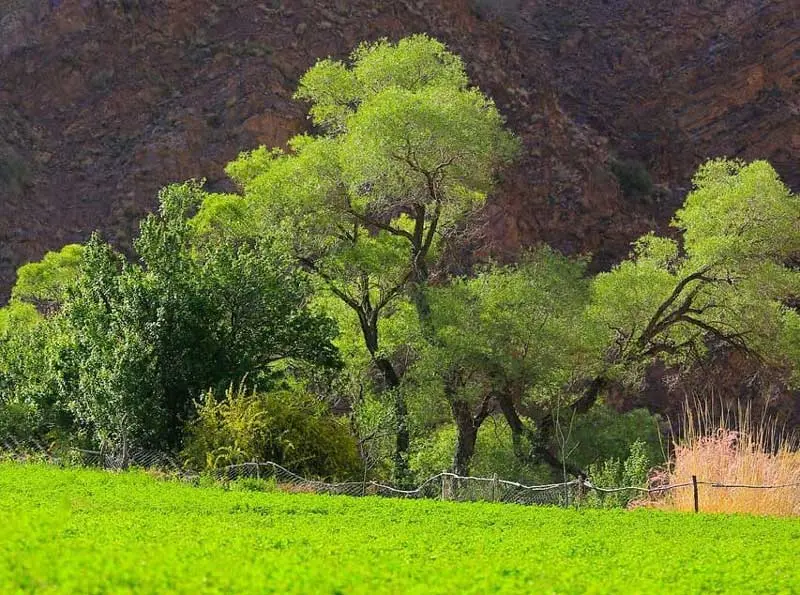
[0, 0, 798, 423]
[0, 0, 797, 296]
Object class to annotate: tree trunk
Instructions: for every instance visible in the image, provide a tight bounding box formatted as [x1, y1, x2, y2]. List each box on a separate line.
[451, 400, 479, 477]
[363, 306, 411, 486]
[392, 388, 411, 487]
[373, 356, 411, 485]
[497, 392, 586, 478]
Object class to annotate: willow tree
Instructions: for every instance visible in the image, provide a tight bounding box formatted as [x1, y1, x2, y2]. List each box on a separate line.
[409, 248, 594, 476]
[534, 159, 800, 473]
[220, 35, 518, 482]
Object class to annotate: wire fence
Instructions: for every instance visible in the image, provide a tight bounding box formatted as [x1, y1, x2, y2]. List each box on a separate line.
[202, 461, 583, 506]
[3, 439, 800, 510]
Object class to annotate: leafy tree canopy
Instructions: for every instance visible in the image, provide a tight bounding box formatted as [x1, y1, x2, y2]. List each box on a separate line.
[220, 34, 518, 316]
[588, 159, 800, 384]
[61, 181, 341, 453]
[215, 35, 519, 482]
[11, 244, 84, 307]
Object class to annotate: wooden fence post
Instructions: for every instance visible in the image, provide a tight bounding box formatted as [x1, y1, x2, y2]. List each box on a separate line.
[692, 475, 699, 513]
[576, 473, 586, 506]
[441, 472, 451, 501]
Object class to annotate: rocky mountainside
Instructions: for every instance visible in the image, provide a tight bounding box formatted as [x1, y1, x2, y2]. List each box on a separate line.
[1, 0, 797, 302]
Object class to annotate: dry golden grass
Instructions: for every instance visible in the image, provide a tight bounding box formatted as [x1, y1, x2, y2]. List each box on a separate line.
[658, 402, 800, 516]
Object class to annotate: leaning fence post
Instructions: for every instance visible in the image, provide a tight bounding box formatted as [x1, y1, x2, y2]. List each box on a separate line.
[692, 475, 699, 513]
[491, 474, 499, 502]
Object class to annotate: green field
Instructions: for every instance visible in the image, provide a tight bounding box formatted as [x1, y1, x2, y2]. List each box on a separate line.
[1, 463, 798, 594]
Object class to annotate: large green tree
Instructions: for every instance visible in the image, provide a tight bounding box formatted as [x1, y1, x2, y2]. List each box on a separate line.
[408, 248, 595, 476]
[218, 35, 518, 482]
[0, 246, 84, 443]
[60, 182, 340, 457]
[533, 159, 800, 474]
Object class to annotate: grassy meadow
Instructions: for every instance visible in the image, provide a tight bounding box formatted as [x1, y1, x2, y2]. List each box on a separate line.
[1, 463, 799, 594]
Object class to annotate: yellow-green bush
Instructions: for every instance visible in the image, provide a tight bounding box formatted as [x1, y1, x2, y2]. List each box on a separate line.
[182, 383, 361, 480]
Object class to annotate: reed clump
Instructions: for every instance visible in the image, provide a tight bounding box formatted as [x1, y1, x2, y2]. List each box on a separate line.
[658, 402, 800, 516]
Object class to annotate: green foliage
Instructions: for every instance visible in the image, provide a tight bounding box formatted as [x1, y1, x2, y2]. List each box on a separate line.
[11, 245, 84, 307]
[0, 302, 73, 441]
[224, 35, 519, 482]
[428, 247, 598, 389]
[60, 181, 340, 452]
[567, 406, 663, 471]
[410, 421, 552, 484]
[2, 463, 800, 593]
[295, 35, 469, 133]
[182, 383, 360, 480]
[227, 476, 279, 493]
[674, 159, 800, 266]
[404, 247, 601, 475]
[225, 34, 519, 352]
[588, 159, 800, 384]
[0, 400, 39, 442]
[584, 439, 652, 508]
[610, 158, 653, 199]
[0, 301, 40, 336]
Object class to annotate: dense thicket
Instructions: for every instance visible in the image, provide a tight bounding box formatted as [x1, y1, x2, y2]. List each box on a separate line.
[1, 36, 798, 488]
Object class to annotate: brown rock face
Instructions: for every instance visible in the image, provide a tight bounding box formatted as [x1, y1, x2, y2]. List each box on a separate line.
[0, 0, 797, 302]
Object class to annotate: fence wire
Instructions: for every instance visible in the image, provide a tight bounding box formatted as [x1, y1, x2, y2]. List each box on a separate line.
[199, 462, 581, 505]
[3, 441, 799, 508]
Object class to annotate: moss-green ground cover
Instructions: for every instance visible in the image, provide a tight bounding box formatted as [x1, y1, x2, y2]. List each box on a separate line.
[1, 463, 798, 594]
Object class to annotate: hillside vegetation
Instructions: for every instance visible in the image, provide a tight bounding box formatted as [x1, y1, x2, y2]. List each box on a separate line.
[1, 36, 799, 497]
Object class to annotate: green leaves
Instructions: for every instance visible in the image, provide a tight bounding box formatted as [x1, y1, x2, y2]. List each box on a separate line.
[429, 247, 595, 386]
[225, 35, 520, 481]
[230, 34, 518, 316]
[11, 244, 85, 307]
[55, 183, 342, 453]
[674, 159, 799, 267]
[589, 158, 800, 383]
[182, 383, 361, 479]
[341, 85, 517, 223]
[296, 35, 469, 133]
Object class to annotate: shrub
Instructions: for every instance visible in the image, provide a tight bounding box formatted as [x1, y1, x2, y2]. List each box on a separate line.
[583, 439, 651, 508]
[610, 158, 653, 199]
[0, 400, 40, 443]
[567, 406, 664, 472]
[182, 383, 361, 481]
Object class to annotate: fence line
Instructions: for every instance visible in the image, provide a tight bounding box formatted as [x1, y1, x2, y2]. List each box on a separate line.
[707, 481, 800, 489]
[3, 441, 798, 509]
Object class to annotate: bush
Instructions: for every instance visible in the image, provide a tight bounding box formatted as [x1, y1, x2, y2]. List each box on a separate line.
[182, 383, 361, 481]
[610, 158, 653, 199]
[660, 406, 800, 516]
[583, 439, 651, 508]
[0, 400, 40, 443]
[0, 303, 75, 444]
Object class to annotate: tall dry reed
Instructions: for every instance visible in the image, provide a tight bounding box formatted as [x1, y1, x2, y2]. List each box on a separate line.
[658, 400, 800, 516]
